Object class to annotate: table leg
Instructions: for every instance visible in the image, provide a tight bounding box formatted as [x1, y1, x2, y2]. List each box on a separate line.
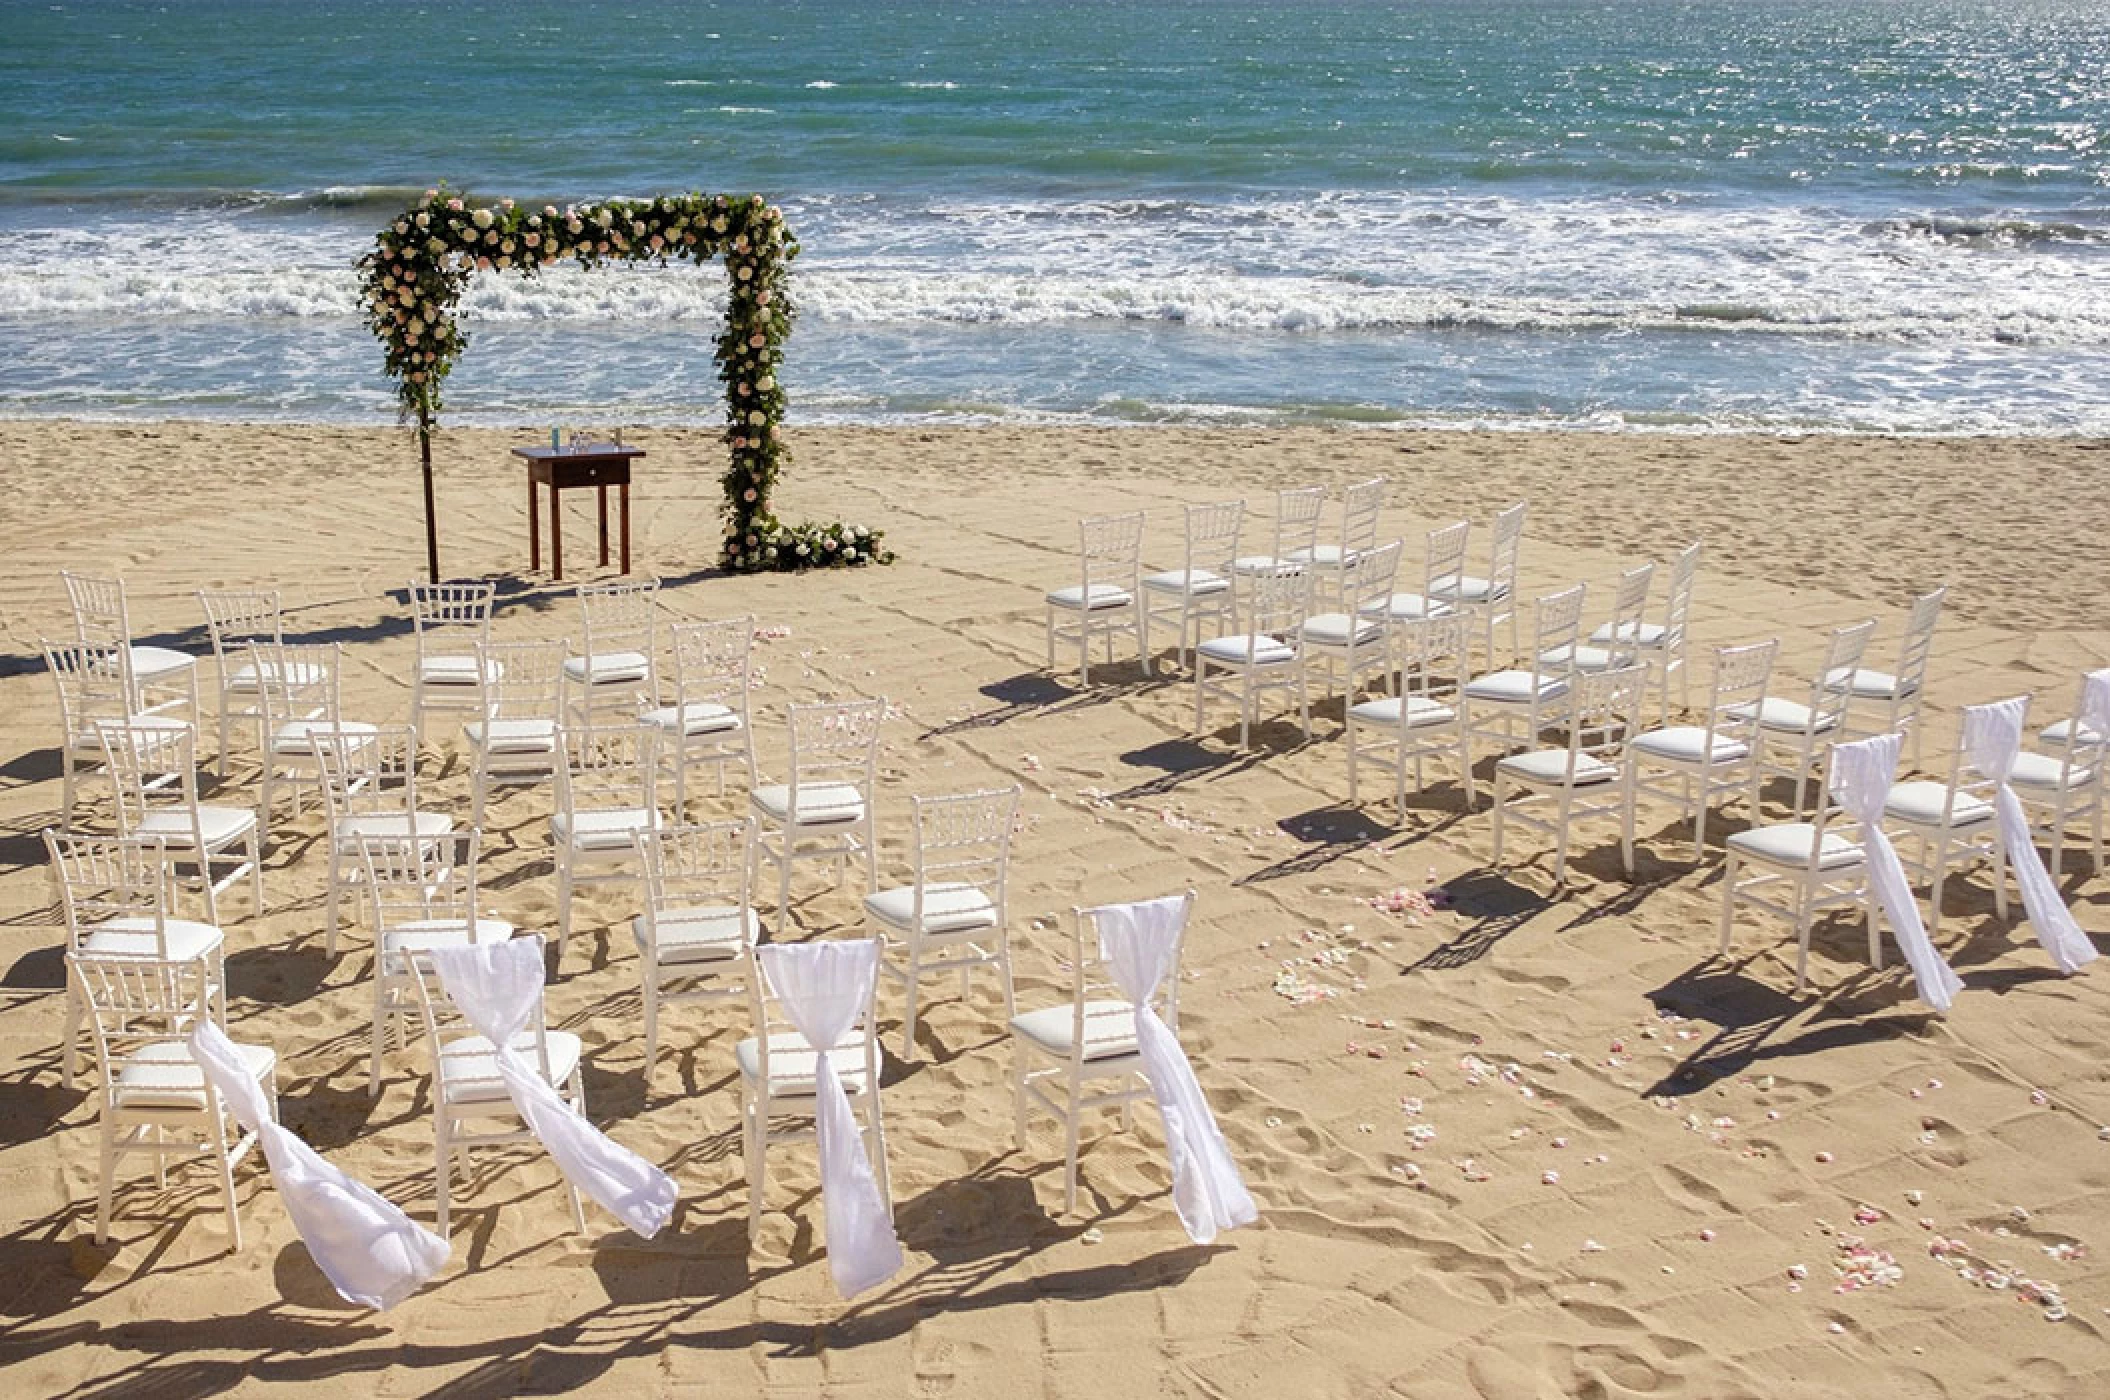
[529, 477, 540, 573]
[620, 482, 631, 575]
[597, 483, 610, 567]
[551, 483, 565, 581]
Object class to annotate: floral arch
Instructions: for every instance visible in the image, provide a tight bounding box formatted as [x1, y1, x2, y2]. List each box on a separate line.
[359, 188, 887, 577]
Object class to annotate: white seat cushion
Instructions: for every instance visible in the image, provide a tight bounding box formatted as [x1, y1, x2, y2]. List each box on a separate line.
[863, 881, 999, 934]
[84, 916, 224, 961]
[136, 805, 256, 847]
[2011, 751, 2095, 790]
[418, 653, 496, 687]
[335, 809, 453, 842]
[1824, 666, 1913, 700]
[750, 782, 867, 826]
[633, 904, 759, 962]
[1230, 555, 1296, 576]
[563, 651, 651, 685]
[1362, 591, 1449, 622]
[1726, 696, 1840, 735]
[1463, 669, 1569, 705]
[1883, 779, 1994, 828]
[1140, 569, 1229, 596]
[115, 1038, 273, 1111]
[464, 717, 559, 753]
[735, 1031, 871, 1097]
[1300, 612, 1385, 648]
[1009, 1000, 1141, 1062]
[1539, 643, 1620, 672]
[438, 1031, 582, 1105]
[1196, 634, 1296, 666]
[1287, 544, 1355, 568]
[1434, 575, 1508, 605]
[552, 808, 661, 851]
[1588, 619, 1667, 648]
[1728, 822, 1865, 871]
[2040, 718, 2105, 749]
[128, 645, 198, 681]
[269, 719, 378, 757]
[1348, 694, 1457, 728]
[1629, 726, 1750, 764]
[381, 917, 516, 956]
[1496, 748, 1619, 786]
[642, 701, 742, 736]
[1045, 584, 1132, 611]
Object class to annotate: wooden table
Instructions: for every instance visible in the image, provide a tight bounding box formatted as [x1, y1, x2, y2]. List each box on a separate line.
[510, 444, 644, 581]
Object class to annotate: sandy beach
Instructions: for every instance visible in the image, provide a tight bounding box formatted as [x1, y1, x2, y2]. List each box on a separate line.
[2, 419, 2107, 1398]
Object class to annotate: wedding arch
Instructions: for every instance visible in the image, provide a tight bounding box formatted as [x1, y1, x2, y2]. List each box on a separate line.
[359, 188, 887, 579]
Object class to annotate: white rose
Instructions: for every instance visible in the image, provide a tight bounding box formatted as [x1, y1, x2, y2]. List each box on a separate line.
[756, 375, 775, 390]
[472, 207, 494, 229]
[747, 411, 765, 426]
[416, 212, 430, 228]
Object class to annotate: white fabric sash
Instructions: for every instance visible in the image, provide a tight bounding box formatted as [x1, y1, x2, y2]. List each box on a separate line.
[1094, 895, 1258, 1244]
[757, 940, 903, 1298]
[1829, 734, 1963, 1013]
[1962, 697, 2097, 975]
[188, 1020, 448, 1310]
[429, 938, 677, 1238]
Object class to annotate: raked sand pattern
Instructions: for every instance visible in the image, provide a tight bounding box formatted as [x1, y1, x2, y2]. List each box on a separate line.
[1, 422, 2107, 1397]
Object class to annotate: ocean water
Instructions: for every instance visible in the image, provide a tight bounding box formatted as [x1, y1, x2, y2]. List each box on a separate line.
[2, 0, 2106, 433]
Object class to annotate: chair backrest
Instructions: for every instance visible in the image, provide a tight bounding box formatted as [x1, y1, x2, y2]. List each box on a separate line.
[197, 588, 284, 669]
[747, 938, 883, 1091]
[1396, 612, 1475, 698]
[2044, 674, 2108, 787]
[1598, 563, 1656, 666]
[69, 951, 221, 1101]
[1702, 640, 1779, 740]
[1244, 565, 1314, 642]
[409, 581, 495, 651]
[666, 617, 753, 709]
[248, 640, 345, 733]
[1799, 744, 1867, 866]
[1559, 664, 1650, 782]
[579, 578, 659, 657]
[785, 697, 885, 796]
[1066, 891, 1196, 1063]
[1336, 477, 1387, 557]
[1926, 719, 2000, 820]
[1339, 539, 1403, 617]
[44, 828, 172, 948]
[62, 570, 132, 648]
[1804, 620, 1879, 731]
[637, 818, 755, 930]
[476, 638, 567, 721]
[1076, 513, 1145, 596]
[1487, 502, 1528, 597]
[1529, 584, 1588, 665]
[407, 933, 559, 1093]
[1422, 520, 1470, 605]
[314, 724, 422, 826]
[1892, 585, 1946, 694]
[908, 786, 1020, 917]
[1660, 541, 1702, 650]
[95, 717, 201, 831]
[556, 722, 659, 815]
[43, 636, 134, 740]
[1182, 500, 1244, 575]
[1268, 486, 1326, 562]
[358, 828, 481, 933]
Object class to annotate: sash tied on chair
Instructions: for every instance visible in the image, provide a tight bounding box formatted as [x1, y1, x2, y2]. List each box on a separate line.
[757, 939, 904, 1298]
[1095, 895, 1258, 1245]
[1827, 734, 1963, 1012]
[189, 1020, 448, 1310]
[1962, 697, 2096, 975]
[429, 939, 677, 1238]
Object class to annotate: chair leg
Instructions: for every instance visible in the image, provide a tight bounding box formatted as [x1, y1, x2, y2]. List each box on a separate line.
[96, 1120, 116, 1244]
[745, 1097, 765, 1241]
[1063, 1098, 1083, 1216]
[217, 1118, 243, 1253]
[642, 966, 660, 1085]
[248, 830, 264, 916]
[435, 1132, 452, 1237]
[1717, 854, 1738, 953]
[556, 855, 574, 962]
[900, 965, 921, 1061]
[1490, 778, 1507, 863]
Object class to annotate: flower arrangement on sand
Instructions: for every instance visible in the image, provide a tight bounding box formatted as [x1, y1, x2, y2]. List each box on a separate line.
[359, 187, 890, 573]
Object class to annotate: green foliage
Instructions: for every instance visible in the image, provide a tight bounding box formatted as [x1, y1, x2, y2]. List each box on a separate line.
[358, 187, 890, 572]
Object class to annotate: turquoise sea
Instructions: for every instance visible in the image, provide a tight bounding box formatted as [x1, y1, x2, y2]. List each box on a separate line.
[1, 0, 2106, 433]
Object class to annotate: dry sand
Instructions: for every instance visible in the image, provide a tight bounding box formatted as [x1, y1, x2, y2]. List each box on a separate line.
[1, 420, 2106, 1397]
